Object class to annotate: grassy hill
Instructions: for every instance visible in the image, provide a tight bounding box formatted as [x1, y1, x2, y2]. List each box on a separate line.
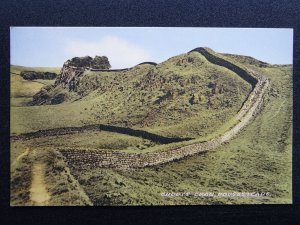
[10, 65, 60, 106]
[11, 51, 251, 141]
[11, 65, 61, 74]
[67, 60, 292, 205]
[10, 48, 292, 205]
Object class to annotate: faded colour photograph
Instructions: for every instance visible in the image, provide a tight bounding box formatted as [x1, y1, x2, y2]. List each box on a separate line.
[10, 27, 293, 206]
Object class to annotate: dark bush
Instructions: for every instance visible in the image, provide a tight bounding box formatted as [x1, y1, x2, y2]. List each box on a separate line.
[51, 93, 66, 104]
[20, 71, 57, 80]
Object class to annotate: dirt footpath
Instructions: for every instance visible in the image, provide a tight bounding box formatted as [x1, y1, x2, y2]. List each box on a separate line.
[30, 163, 51, 206]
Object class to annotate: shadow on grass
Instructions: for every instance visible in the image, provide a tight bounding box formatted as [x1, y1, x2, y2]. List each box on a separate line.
[11, 124, 194, 144]
[99, 124, 193, 144]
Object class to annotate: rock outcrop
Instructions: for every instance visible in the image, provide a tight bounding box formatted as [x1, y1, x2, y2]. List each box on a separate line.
[31, 55, 111, 105]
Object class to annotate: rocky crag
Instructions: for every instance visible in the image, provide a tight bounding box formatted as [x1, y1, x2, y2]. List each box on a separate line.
[31, 55, 111, 105]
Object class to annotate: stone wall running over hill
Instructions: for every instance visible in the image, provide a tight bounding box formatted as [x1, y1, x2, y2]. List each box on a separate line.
[59, 80, 268, 169]
[16, 48, 269, 169]
[87, 61, 157, 72]
[190, 48, 258, 88]
[58, 48, 270, 169]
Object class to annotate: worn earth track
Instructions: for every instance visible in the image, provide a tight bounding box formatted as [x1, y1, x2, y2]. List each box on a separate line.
[30, 162, 51, 206]
[11, 48, 269, 169]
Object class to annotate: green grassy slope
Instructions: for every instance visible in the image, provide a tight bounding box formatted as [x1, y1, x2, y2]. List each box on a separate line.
[11, 146, 92, 206]
[11, 130, 157, 152]
[68, 65, 292, 205]
[11, 65, 61, 74]
[11, 52, 251, 141]
[10, 65, 59, 106]
[10, 50, 292, 205]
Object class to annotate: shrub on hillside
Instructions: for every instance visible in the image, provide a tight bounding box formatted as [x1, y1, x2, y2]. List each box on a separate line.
[20, 71, 57, 80]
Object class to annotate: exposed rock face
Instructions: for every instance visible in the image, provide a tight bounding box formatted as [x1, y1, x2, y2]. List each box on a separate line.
[54, 65, 85, 90]
[55, 55, 111, 88]
[20, 71, 57, 80]
[31, 55, 111, 105]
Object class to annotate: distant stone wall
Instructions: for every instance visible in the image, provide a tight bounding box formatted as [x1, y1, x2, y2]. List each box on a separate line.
[59, 49, 270, 169]
[88, 68, 131, 72]
[10, 124, 100, 141]
[87, 61, 157, 72]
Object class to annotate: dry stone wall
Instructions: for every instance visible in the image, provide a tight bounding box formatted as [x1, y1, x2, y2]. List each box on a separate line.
[190, 48, 258, 87]
[88, 61, 157, 72]
[59, 48, 270, 169]
[11, 125, 100, 141]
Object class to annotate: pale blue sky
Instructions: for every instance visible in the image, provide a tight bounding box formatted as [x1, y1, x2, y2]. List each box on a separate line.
[11, 27, 293, 69]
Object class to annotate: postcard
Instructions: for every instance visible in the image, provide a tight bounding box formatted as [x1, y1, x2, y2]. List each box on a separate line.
[10, 27, 293, 206]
